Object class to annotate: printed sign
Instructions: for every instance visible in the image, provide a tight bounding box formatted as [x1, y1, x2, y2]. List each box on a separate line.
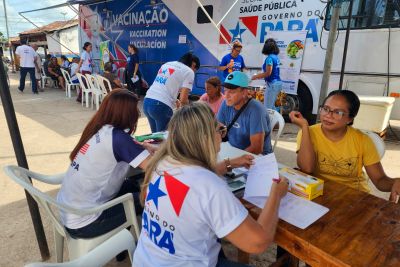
[268, 31, 307, 95]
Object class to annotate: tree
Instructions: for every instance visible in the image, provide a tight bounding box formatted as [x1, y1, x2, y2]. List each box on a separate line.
[0, 31, 8, 45]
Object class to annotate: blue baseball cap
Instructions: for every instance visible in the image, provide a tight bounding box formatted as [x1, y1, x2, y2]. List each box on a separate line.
[223, 71, 249, 89]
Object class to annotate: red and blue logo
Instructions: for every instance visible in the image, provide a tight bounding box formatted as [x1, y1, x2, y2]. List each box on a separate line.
[142, 172, 190, 254]
[219, 16, 259, 44]
[154, 67, 176, 85]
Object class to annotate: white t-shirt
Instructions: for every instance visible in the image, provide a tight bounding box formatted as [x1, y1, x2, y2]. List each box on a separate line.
[145, 61, 194, 109]
[15, 45, 36, 68]
[57, 125, 149, 229]
[133, 159, 248, 267]
[80, 50, 92, 72]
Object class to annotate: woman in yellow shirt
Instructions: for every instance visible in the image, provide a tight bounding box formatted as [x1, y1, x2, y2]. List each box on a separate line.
[290, 89, 400, 201]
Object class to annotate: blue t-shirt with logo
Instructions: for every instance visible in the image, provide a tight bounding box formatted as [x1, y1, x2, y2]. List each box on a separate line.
[220, 53, 246, 79]
[262, 54, 280, 83]
[217, 99, 272, 155]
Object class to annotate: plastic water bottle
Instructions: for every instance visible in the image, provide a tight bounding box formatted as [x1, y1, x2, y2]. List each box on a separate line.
[228, 59, 234, 73]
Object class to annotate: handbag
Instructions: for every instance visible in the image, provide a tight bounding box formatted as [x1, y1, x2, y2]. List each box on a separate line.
[222, 98, 252, 142]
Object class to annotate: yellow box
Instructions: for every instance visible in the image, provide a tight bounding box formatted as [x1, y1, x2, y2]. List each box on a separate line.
[279, 167, 324, 200]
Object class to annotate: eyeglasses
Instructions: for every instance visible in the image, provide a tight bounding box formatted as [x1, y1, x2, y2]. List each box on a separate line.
[319, 105, 349, 119]
[216, 125, 227, 138]
[234, 48, 242, 53]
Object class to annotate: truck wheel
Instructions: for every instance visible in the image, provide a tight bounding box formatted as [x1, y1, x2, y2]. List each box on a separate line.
[297, 82, 316, 125]
[281, 82, 316, 124]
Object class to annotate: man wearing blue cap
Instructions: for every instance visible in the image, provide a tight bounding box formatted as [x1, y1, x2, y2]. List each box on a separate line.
[217, 71, 272, 155]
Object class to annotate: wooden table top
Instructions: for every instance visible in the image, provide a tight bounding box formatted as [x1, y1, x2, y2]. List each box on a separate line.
[242, 181, 400, 267]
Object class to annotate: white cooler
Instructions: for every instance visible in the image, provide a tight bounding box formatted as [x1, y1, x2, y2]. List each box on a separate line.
[352, 96, 395, 133]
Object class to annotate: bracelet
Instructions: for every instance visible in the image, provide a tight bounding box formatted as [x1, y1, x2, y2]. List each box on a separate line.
[224, 158, 232, 172]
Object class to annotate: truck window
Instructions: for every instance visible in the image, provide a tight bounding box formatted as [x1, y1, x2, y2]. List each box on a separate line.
[197, 5, 213, 24]
[325, 0, 400, 30]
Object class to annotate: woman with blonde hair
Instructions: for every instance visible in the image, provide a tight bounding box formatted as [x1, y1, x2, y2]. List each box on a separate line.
[133, 102, 288, 267]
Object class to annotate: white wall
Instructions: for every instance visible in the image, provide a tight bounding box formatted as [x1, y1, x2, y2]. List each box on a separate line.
[46, 25, 79, 55]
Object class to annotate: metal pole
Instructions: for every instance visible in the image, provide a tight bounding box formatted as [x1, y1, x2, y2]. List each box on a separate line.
[3, 0, 15, 73]
[339, 0, 354, 90]
[0, 56, 50, 259]
[318, 1, 341, 108]
[195, 0, 232, 46]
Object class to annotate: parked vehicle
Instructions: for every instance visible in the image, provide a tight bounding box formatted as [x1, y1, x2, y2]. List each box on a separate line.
[75, 0, 400, 120]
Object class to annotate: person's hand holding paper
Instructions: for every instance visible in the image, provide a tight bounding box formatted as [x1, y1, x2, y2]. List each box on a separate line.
[243, 153, 329, 229]
[244, 153, 281, 198]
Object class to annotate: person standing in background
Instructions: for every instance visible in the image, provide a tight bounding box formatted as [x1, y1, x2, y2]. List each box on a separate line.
[31, 44, 44, 92]
[252, 38, 282, 111]
[125, 44, 142, 95]
[75, 42, 92, 102]
[15, 40, 39, 94]
[219, 41, 246, 80]
[143, 53, 200, 133]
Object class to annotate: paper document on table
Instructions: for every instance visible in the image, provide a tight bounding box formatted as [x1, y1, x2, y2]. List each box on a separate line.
[244, 153, 279, 198]
[244, 193, 329, 229]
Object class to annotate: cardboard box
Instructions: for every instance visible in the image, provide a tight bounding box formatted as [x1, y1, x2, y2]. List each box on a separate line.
[279, 167, 324, 200]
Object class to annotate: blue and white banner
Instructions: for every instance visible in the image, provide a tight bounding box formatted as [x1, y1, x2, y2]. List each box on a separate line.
[268, 31, 307, 95]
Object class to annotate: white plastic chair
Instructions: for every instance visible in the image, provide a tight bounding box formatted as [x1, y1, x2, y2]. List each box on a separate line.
[95, 75, 112, 98]
[60, 69, 79, 98]
[363, 130, 385, 159]
[41, 67, 55, 88]
[24, 228, 135, 267]
[3, 165, 140, 263]
[266, 108, 285, 151]
[85, 73, 103, 110]
[76, 73, 92, 108]
[117, 67, 126, 85]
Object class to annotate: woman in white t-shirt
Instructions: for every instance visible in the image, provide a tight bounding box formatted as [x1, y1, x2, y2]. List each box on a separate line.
[134, 102, 288, 267]
[57, 89, 152, 244]
[75, 42, 92, 102]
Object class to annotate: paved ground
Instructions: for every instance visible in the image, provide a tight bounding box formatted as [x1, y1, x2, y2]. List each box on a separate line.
[1, 72, 399, 266]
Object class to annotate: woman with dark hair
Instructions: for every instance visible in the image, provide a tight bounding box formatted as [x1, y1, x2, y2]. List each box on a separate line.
[252, 38, 282, 111]
[75, 42, 93, 102]
[126, 44, 142, 95]
[103, 62, 125, 90]
[60, 55, 70, 69]
[200, 76, 225, 115]
[290, 90, 400, 200]
[134, 102, 288, 266]
[143, 52, 200, 132]
[57, 89, 152, 240]
[48, 57, 66, 90]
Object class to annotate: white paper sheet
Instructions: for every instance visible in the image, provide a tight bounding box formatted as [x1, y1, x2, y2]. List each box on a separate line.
[131, 76, 139, 83]
[217, 142, 254, 161]
[244, 193, 329, 229]
[244, 154, 279, 198]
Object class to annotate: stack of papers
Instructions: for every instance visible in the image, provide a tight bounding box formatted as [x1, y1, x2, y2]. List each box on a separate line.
[243, 154, 329, 229]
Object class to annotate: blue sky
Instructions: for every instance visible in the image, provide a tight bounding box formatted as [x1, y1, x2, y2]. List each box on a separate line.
[0, 0, 77, 37]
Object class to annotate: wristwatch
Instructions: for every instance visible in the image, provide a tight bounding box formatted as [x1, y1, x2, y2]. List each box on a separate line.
[224, 158, 232, 173]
